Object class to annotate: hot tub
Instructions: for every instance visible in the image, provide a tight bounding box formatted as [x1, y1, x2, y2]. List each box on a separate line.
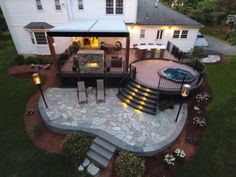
[160, 68, 195, 83]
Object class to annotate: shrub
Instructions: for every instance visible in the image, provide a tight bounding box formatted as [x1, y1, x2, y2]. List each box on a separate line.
[61, 132, 91, 164]
[174, 148, 186, 159]
[159, 99, 175, 111]
[32, 124, 44, 136]
[14, 54, 25, 65]
[163, 153, 175, 166]
[185, 58, 205, 73]
[115, 151, 145, 177]
[192, 47, 206, 58]
[193, 116, 206, 127]
[25, 56, 35, 64]
[228, 30, 236, 45]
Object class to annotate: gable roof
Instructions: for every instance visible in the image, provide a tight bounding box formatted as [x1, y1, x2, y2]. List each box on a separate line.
[24, 22, 54, 30]
[136, 1, 203, 27]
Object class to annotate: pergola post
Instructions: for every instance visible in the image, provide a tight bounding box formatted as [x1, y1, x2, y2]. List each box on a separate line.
[125, 37, 130, 72]
[47, 36, 58, 72]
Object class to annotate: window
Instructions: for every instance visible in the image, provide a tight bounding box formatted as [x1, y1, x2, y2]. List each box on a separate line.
[116, 0, 123, 14]
[34, 32, 47, 45]
[78, 0, 84, 10]
[36, 0, 43, 10]
[106, 0, 114, 14]
[140, 29, 145, 38]
[181, 30, 188, 38]
[30, 32, 35, 44]
[156, 30, 164, 39]
[55, 0, 61, 10]
[173, 30, 180, 38]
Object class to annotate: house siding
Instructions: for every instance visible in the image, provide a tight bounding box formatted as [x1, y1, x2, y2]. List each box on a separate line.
[128, 25, 199, 52]
[1, 0, 72, 55]
[1, 0, 199, 55]
[70, 0, 137, 23]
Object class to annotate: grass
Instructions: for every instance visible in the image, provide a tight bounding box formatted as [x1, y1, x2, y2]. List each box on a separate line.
[0, 33, 79, 177]
[174, 56, 236, 177]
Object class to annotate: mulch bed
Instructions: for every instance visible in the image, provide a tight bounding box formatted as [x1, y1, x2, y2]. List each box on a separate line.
[9, 64, 212, 176]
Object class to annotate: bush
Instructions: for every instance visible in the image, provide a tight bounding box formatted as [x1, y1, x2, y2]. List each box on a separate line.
[159, 99, 175, 111]
[61, 132, 92, 164]
[192, 47, 207, 58]
[174, 148, 186, 159]
[184, 58, 205, 73]
[115, 151, 145, 177]
[228, 30, 236, 45]
[14, 54, 25, 65]
[163, 153, 175, 166]
[25, 56, 35, 64]
[25, 55, 51, 64]
[32, 124, 44, 136]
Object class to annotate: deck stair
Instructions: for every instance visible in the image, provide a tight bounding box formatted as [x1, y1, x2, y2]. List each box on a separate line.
[86, 137, 116, 168]
[117, 78, 159, 115]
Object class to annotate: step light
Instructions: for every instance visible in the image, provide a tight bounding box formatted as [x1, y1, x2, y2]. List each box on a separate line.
[131, 92, 136, 96]
[135, 109, 142, 114]
[122, 102, 128, 108]
[145, 88, 151, 92]
[144, 92, 149, 96]
[140, 101, 145, 105]
[128, 95, 133, 100]
[137, 85, 141, 89]
[138, 105, 143, 110]
[142, 97, 147, 101]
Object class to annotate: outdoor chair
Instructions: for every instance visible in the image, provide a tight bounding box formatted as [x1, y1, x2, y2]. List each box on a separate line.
[96, 79, 105, 102]
[77, 81, 87, 103]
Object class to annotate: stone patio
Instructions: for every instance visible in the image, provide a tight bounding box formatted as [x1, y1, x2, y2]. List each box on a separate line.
[39, 88, 188, 155]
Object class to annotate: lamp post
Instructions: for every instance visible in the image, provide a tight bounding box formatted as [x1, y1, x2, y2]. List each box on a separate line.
[175, 84, 191, 122]
[32, 73, 48, 108]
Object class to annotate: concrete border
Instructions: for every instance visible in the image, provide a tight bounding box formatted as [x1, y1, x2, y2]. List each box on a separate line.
[39, 90, 188, 156]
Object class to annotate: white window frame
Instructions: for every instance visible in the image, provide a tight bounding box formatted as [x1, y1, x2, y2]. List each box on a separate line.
[36, 0, 43, 11]
[34, 32, 48, 45]
[30, 32, 35, 44]
[156, 29, 164, 39]
[115, 0, 123, 14]
[140, 29, 145, 38]
[78, 0, 84, 10]
[55, 0, 61, 10]
[173, 30, 180, 38]
[181, 30, 188, 38]
[106, 0, 114, 14]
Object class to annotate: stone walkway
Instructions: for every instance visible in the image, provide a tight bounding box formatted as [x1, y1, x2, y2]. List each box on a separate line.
[39, 88, 187, 154]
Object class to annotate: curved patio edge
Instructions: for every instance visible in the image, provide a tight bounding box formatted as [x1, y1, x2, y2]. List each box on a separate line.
[38, 91, 188, 156]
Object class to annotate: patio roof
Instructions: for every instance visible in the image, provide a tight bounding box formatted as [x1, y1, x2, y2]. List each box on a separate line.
[47, 19, 129, 37]
[24, 22, 54, 30]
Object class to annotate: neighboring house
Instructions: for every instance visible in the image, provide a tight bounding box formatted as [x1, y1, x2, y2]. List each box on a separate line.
[0, 0, 202, 55]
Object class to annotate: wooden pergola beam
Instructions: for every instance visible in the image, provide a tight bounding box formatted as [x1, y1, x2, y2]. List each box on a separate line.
[47, 36, 58, 72]
[125, 37, 130, 72]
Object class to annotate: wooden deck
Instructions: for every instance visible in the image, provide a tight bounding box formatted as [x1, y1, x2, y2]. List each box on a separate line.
[132, 59, 202, 93]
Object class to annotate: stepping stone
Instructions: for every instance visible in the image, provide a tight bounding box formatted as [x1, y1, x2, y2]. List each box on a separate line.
[87, 163, 100, 176]
[82, 158, 90, 167]
[78, 165, 84, 171]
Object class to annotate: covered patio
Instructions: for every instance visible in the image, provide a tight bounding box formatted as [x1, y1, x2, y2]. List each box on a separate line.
[47, 19, 131, 74]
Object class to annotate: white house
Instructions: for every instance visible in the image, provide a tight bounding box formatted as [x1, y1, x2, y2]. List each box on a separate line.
[0, 0, 203, 55]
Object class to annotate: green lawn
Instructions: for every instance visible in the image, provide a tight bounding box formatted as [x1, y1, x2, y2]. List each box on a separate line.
[174, 56, 236, 177]
[0, 33, 79, 177]
[0, 33, 236, 177]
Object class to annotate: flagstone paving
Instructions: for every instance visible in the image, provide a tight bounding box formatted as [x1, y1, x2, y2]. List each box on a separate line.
[39, 88, 187, 154]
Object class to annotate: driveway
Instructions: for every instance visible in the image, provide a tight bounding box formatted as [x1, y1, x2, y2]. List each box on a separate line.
[205, 35, 236, 56]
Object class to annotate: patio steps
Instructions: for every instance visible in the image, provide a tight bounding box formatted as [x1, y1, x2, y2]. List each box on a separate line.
[117, 79, 159, 115]
[86, 137, 116, 168]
